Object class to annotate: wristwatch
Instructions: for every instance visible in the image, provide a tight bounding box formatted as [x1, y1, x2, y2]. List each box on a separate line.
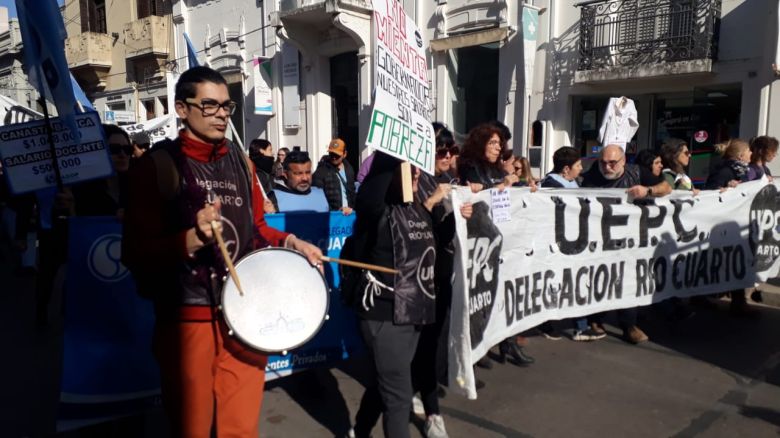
[647, 186, 653, 196]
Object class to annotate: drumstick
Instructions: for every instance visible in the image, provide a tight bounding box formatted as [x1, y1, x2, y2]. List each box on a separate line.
[320, 256, 399, 275]
[211, 220, 245, 296]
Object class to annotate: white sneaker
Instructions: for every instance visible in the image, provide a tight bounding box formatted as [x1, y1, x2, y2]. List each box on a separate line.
[424, 414, 449, 438]
[412, 395, 425, 416]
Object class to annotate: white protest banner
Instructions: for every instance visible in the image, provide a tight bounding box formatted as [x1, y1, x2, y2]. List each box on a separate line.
[367, 0, 435, 174]
[0, 112, 112, 195]
[123, 114, 178, 145]
[253, 56, 273, 115]
[449, 181, 779, 399]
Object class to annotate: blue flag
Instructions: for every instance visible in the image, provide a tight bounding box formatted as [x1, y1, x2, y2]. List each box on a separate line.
[70, 73, 95, 112]
[15, 0, 80, 133]
[184, 33, 200, 68]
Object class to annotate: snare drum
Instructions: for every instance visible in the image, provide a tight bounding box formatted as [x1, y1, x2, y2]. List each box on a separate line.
[221, 247, 329, 353]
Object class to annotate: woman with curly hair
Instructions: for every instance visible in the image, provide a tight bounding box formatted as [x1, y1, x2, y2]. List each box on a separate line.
[458, 123, 519, 191]
[458, 122, 534, 368]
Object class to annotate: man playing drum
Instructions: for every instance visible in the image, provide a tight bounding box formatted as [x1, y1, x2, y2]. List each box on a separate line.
[121, 66, 322, 437]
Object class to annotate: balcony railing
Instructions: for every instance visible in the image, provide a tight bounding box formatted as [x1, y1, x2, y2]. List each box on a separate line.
[65, 32, 113, 69]
[123, 15, 170, 60]
[576, 0, 721, 71]
[279, 0, 371, 14]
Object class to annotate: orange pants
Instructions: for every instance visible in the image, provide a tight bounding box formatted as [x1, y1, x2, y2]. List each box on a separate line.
[153, 319, 268, 438]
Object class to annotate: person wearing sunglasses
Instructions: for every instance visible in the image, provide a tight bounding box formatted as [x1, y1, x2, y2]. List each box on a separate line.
[68, 124, 132, 218]
[121, 66, 323, 438]
[581, 144, 671, 345]
[660, 138, 699, 195]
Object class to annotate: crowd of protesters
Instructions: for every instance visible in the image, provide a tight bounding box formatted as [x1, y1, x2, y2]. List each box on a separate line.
[1, 66, 778, 438]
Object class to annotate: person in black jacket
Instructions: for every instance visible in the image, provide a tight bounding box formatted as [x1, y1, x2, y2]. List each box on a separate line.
[704, 138, 758, 317]
[705, 139, 751, 190]
[312, 138, 356, 215]
[350, 152, 452, 438]
[458, 123, 534, 367]
[581, 145, 671, 344]
[248, 138, 278, 214]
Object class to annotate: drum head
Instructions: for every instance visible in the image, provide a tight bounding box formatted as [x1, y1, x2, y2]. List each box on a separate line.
[221, 248, 329, 353]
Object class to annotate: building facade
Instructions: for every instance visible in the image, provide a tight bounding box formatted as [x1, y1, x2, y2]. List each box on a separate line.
[0, 7, 48, 116]
[171, 0, 272, 148]
[530, 0, 780, 179]
[159, 0, 780, 179]
[63, 0, 176, 125]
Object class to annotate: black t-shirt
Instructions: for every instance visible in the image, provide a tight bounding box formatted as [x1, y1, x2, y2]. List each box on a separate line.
[581, 163, 641, 189]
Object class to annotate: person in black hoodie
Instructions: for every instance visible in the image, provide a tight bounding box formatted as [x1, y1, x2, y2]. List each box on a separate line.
[248, 138, 278, 213]
[350, 152, 451, 438]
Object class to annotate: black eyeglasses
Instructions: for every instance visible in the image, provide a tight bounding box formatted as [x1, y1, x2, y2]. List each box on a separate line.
[184, 98, 237, 116]
[109, 143, 134, 155]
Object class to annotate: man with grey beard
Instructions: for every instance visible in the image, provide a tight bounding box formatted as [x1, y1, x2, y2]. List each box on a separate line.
[581, 145, 671, 196]
[580, 144, 671, 344]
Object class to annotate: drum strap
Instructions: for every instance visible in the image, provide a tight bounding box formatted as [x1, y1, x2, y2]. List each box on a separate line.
[362, 271, 394, 311]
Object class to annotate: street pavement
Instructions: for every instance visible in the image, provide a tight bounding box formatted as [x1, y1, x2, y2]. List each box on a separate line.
[260, 301, 780, 438]
[2, 229, 779, 437]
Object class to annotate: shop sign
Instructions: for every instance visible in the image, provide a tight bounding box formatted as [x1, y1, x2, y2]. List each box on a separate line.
[694, 130, 708, 143]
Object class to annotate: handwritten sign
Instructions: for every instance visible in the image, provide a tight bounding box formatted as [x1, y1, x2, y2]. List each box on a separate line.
[490, 188, 512, 223]
[367, 0, 434, 174]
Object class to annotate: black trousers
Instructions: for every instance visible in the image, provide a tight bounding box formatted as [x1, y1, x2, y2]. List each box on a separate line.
[354, 320, 420, 438]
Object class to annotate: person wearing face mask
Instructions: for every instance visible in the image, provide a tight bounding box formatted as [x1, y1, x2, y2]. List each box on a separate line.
[248, 138, 278, 214]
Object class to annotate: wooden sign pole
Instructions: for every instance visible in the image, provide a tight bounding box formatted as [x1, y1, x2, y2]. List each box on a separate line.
[400, 161, 413, 203]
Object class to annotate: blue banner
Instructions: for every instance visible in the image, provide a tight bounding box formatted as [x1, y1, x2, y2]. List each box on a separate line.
[59, 213, 361, 426]
[264, 212, 362, 379]
[60, 217, 160, 429]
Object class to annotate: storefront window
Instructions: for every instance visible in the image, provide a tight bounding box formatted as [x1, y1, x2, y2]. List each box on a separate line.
[654, 86, 741, 184]
[571, 86, 742, 184]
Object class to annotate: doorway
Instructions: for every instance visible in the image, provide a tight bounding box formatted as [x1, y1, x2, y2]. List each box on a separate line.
[453, 43, 499, 135]
[330, 52, 360, 172]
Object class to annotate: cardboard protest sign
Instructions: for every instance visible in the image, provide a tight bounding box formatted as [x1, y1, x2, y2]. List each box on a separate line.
[367, 0, 435, 175]
[0, 112, 112, 195]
